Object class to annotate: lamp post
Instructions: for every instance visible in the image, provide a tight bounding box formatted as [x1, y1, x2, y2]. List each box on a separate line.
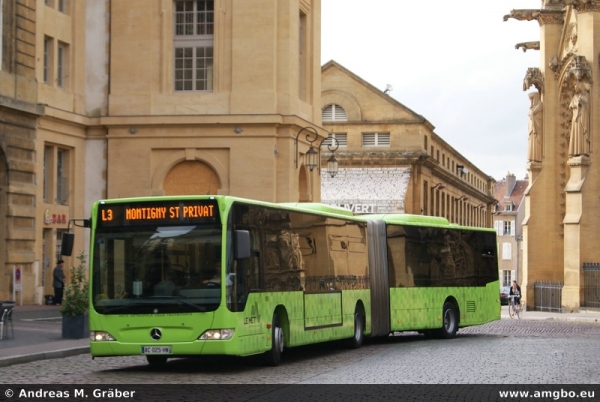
[294, 127, 340, 178]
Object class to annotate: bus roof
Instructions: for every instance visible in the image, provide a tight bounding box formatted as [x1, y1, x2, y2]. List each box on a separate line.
[360, 213, 494, 232]
[277, 203, 354, 216]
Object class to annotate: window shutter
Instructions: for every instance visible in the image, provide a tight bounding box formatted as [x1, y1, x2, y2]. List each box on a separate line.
[322, 105, 333, 122]
[510, 220, 515, 236]
[362, 133, 376, 146]
[336, 133, 347, 146]
[378, 133, 391, 146]
[333, 105, 347, 121]
[494, 221, 501, 236]
[503, 243, 512, 260]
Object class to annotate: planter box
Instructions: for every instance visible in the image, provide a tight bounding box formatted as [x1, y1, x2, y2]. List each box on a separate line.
[62, 314, 89, 339]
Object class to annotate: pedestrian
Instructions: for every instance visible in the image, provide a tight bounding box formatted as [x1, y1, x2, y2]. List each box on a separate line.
[509, 280, 521, 306]
[53, 259, 66, 305]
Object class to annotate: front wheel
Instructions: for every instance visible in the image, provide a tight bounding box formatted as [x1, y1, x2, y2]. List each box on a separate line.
[264, 313, 284, 366]
[437, 302, 458, 339]
[509, 301, 517, 319]
[515, 302, 522, 319]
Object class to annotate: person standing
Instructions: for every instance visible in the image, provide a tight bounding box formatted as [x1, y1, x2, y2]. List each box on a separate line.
[53, 259, 66, 305]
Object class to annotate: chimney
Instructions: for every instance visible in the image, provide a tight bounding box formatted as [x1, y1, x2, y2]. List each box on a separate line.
[505, 172, 516, 198]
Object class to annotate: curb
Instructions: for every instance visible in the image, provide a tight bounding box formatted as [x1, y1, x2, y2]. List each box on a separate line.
[0, 347, 90, 368]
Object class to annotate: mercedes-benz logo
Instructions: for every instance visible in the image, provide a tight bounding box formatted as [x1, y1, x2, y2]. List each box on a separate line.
[150, 328, 162, 341]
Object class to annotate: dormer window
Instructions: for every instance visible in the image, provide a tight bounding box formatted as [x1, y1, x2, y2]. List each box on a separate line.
[504, 202, 513, 212]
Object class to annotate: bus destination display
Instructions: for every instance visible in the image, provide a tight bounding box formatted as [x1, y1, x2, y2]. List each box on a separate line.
[97, 200, 220, 227]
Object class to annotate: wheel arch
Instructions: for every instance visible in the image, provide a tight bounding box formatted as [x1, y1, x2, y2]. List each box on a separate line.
[444, 296, 460, 326]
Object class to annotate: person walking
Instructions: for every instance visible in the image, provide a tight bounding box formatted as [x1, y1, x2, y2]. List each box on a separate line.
[53, 259, 66, 305]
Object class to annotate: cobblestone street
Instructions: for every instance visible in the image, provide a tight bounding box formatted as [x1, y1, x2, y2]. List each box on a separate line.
[1, 318, 599, 384]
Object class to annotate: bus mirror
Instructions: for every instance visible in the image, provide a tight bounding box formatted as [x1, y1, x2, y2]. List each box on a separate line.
[61, 233, 75, 256]
[234, 230, 251, 259]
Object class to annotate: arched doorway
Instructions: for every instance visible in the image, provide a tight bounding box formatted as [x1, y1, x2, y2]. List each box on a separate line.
[163, 160, 221, 195]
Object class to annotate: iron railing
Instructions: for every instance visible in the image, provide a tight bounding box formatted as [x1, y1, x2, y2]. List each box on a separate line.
[583, 263, 600, 308]
[533, 281, 563, 312]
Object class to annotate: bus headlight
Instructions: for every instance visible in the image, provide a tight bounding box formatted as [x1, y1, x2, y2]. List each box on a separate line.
[90, 331, 116, 341]
[199, 329, 234, 340]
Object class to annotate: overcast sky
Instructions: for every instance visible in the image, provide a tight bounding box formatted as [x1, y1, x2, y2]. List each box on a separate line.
[321, 0, 542, 181]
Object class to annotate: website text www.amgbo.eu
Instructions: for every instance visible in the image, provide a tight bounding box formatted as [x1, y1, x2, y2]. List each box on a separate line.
[499, 389, 595, 400]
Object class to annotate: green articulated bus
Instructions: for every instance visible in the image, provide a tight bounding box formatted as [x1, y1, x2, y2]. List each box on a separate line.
[73, 195, 499, 367]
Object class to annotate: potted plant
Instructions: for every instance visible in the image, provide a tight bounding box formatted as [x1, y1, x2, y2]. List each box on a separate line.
[60, 251, 90, 339]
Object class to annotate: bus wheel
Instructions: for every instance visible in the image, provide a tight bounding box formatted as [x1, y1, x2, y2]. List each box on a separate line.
[146, 355, 168, 367]
[346, 307, 364, 349]
[437, 302, 458, 339]
[264, 313, 284, 366]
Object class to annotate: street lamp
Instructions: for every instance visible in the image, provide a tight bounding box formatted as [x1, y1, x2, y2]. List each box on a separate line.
[294, 127, 340, 178]
[432, 182, 446, 190]
[322, 136, 340, 178]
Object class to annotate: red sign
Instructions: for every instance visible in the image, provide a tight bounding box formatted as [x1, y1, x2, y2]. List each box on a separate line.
[44, 209, 67, 225]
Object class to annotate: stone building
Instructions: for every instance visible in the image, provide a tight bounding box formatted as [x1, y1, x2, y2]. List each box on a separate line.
[493, 172, 527, 287]
[0, 0, 498, 304]
[0, 0, 44, 304]
[0, 0, 325, 304]
[320, 61, 496, 226]
[505, 0, 600, 310]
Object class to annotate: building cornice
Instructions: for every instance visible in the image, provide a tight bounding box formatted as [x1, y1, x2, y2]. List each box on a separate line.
[565, 0, 600, 12]
[0, 95, 45, 116]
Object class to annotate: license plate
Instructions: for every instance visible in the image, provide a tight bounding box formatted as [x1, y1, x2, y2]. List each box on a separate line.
[141, 346, 172, 355]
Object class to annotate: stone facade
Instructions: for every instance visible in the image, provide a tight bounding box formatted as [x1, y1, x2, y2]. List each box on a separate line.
[493, 173, 527, 287]
[0, 0, 44, 303]
[320, 61, 496, 224]
[1, 0, 324, 303]
[506, 1, 600, 310]
[1, 0, 499, 304]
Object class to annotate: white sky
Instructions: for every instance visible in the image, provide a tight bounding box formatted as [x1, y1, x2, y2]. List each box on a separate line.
[321, 0, 542, 181]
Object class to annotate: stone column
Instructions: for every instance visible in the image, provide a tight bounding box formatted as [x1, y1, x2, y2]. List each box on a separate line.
[563, 156, 590, 311]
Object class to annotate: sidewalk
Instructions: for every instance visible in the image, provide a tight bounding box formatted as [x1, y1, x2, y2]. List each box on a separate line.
[0, 304, 599, 368]
[0, 304, 89, 368]
[500, 305, 600, 322]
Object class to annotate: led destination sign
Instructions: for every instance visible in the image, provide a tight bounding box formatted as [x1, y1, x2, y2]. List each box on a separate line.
[97, 200, 220, 227]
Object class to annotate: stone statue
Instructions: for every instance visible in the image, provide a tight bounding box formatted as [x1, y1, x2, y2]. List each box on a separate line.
[568, 82, 590, 157]
[527, 92, 543, 162]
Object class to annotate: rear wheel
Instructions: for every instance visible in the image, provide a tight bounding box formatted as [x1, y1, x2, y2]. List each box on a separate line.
[264, 313, 284, 366]
[146, 355, 168, 367]
[346, 307, 364, 349]
[437, 302, 458, 339]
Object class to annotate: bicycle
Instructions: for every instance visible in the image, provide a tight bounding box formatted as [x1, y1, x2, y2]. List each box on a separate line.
[508, 295, 524, 319]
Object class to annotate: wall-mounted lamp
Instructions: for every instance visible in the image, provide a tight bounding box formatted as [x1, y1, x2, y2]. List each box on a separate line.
[295, 127, 340, 178]
[476, 203, 485, 208]
[326, 137, 340, 178]
[129, 128, 138, 134]
[234, 126, 243, 134]
[457, 165, 469, 176]
[457, 195, 469, 202]
[432, 182, 446, 190]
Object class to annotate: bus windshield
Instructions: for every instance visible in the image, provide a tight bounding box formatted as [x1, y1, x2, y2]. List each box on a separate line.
[92, 224, 223, 315]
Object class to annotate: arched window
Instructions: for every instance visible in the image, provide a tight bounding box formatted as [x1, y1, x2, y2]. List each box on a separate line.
[322, 104, 347, 122]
